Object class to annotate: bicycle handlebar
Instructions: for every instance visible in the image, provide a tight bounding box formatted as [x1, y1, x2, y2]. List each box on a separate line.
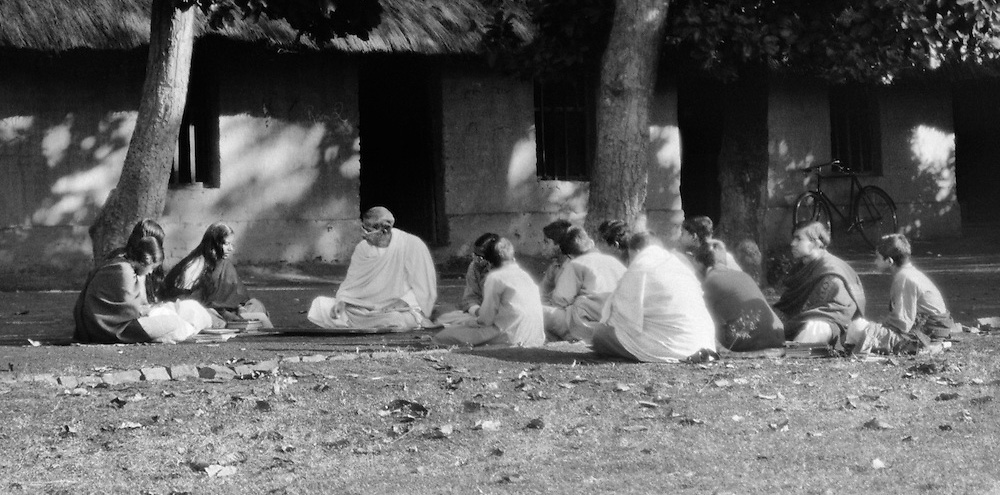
[798, 159, 846, 174]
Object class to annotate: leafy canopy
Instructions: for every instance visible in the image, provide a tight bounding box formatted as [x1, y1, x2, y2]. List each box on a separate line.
[668, 0, 1000, 82]
[482, 0, 1000, 83]
[178, 0, 383, 44]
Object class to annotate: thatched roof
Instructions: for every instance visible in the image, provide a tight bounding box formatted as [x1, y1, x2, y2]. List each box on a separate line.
[0, 0, 531, 54]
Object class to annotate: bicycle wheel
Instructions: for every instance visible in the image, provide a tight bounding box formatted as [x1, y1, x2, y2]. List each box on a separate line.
[854, 186, 897, 248]
[792, 192, 832, 236]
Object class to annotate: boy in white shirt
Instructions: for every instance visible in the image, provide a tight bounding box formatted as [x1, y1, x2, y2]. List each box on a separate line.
[846, 234, 955, 354]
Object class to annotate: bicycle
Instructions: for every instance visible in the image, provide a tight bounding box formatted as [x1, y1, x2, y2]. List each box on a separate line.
[791, 159, 898, 248]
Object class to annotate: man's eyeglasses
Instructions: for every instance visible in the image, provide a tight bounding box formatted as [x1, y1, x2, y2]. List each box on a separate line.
[361, 225, 380, 237]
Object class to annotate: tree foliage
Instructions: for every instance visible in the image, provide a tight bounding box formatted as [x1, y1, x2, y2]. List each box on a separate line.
[484, 0, 1000, 83]
[179, 0, 383, 43]
[480, 0, 614, 81]
[666, 0, 1000, 83]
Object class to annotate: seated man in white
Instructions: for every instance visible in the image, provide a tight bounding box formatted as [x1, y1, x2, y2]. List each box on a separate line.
[308, 206, 437, 330]
[591, 231, 716, 362]
[544, 226, 626, 342]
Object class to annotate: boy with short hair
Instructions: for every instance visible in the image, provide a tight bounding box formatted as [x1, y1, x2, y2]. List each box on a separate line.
[845, 234, 955, 354]
[876, 234, 955, 340]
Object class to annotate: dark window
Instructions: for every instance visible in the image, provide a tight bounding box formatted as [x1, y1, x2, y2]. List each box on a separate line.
[171, 60, 220, 188]
[534, 79, 594, 180]
[829, 85, 881, 174]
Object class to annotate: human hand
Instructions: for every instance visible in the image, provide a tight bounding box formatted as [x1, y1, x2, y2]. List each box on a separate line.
[468, 304, 481, 317]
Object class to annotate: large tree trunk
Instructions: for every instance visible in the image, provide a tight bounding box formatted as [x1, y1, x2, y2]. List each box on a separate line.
[585, 0, 670, 233]
[716, 66, 769, 278]
[89, 0, 195, 261]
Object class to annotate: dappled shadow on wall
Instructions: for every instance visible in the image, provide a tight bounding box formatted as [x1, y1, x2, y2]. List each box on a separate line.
[164, 115, 361, 264]
[0, 111, 133, 270]
[505, 124, 588, 217]
[0, 111, 133, 226]
[904, 124, 956, 238]
[767, 124, 956, 243]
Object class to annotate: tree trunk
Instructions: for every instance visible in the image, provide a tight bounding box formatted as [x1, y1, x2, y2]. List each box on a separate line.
[716, 66, 769, 278]
[585, 0, 670, 233]
[89, 0, 195, 261]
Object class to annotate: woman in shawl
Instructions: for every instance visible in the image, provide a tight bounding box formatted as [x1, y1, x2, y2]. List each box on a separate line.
[74, 237, 206, 344]
[163, 222, 273, 328]
[773, 221, 866, 345]
[105, 219, 167, 303]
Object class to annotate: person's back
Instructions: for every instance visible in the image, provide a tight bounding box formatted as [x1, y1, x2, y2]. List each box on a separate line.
[480, 263, 545, 347]
[887, 265, 948, 331]
[605, 244, 716, 361]
[546, 227, 626, 341]
[703, 267, 784, 351]
[554, 251, 626, 304]
[74, 259, 150, 344]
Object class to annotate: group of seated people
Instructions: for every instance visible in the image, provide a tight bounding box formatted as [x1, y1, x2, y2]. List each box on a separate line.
[74, 220, 272, 344]
[76, 206, 955, 361]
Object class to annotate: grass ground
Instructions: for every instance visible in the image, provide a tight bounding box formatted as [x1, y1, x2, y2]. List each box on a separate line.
[2, 335, 998, 494]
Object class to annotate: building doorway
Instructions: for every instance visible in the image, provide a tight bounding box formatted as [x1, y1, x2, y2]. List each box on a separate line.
[358, 55, 446, 245]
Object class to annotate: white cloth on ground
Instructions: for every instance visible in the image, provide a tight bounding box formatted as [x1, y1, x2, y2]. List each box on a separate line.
[139, 299, 213, 344]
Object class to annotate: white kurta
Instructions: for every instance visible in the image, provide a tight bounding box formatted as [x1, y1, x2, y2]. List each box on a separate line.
[602, 245, 716, 362]
[308, 228, 437, 328]
[434, 263, 545, 347]
[547, 251, 627, 341]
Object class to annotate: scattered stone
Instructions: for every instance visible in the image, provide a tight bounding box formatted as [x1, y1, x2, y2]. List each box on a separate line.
[328, 354, 359, 362]
[250, 360, 279, 373]
[168, 365, 199, 381]
[101, 370, 141, 386]
[232, 365, 255, 378]
[57, 376, 79, 389]
[140, 367, 170, 382]
[198, 365, 236, 380]
[32, 374, 58, 386]
[77, 375, 102, 386]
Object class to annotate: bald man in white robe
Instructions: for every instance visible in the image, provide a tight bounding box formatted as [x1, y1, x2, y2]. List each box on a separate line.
[308, 207, 438, 330]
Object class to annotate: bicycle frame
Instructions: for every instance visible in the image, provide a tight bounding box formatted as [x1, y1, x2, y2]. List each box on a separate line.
[808, 170, 867, 231]
[793, 159, 899, 248]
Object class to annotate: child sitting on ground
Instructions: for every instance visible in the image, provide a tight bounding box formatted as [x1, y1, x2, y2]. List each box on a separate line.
[432, 237, 545, 347]
[845, 234, 956, 354]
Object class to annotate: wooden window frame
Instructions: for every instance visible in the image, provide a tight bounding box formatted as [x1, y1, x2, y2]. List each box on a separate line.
[170, 61, 220, 188]
[534, 78, 595, 181]
[829, 84, 882, 175]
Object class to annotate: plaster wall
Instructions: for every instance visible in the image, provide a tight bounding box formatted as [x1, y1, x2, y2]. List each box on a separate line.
[647, 81, 683, 242]
[439, 68, 588, 258]
[162, 51, 362, 265]
[0, 50, 145, 273]
[0, 48, 363, 279]
[765, 78, 959, 249]
[439, 68, 683, 257]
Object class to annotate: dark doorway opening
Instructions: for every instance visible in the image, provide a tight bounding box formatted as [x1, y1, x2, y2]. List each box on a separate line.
[678, 76, 725, 223]
[358, 56, 446, 245]
[953, 81, 1000, 225]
